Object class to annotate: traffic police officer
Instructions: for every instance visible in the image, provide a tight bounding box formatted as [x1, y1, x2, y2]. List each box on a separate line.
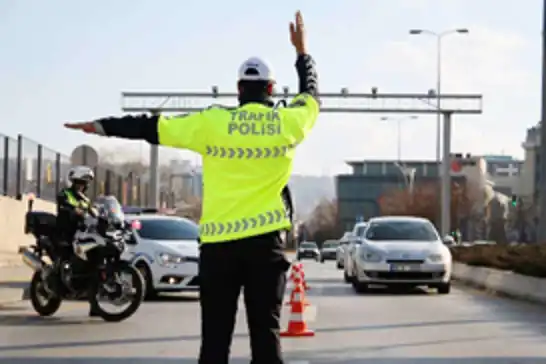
[65, 11, 319, 364]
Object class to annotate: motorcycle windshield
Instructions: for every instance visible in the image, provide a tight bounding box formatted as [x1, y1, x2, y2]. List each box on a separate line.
[96, 196, 125, 225]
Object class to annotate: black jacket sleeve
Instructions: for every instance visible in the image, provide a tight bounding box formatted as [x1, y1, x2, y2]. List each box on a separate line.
[93, 114, 161, 145]
[281, 186, 295, 223]
[295, 54, 319, 99]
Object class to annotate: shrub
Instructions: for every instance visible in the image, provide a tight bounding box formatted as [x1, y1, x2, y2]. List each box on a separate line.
[451, 245, 546, 278]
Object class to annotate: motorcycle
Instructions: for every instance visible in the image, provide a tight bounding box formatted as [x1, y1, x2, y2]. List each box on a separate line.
[20, 195, 144, 322]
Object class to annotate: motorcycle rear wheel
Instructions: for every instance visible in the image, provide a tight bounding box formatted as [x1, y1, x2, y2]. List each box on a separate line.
[29, 271, 62, 316]
[88, 262, 144, 322]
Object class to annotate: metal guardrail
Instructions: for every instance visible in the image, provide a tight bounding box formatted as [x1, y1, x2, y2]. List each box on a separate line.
[0, 133, 152, 206]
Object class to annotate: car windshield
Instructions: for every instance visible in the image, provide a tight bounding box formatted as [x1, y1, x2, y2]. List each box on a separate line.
[300, 243, 317, 249]
[134, 218, 199, 241]
[355, 224, 367, 237]
[322, 241, 338, 248]
[365, 220, 438, 241]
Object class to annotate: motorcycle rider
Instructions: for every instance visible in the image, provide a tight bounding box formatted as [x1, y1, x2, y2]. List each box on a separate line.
[56, 166, 95, 243]
[54, 166, 99, 316]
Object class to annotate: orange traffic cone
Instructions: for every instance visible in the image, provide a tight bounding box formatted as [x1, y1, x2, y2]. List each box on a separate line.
[281, 283, 314, 337]
[285, 274, 310, 306]
[295, 262, 310, 291]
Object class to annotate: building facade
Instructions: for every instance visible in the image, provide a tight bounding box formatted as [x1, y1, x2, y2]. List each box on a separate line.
[482, 155, 523, 196]
[336, 160, 442, 231]
[520, 124, 540, 203]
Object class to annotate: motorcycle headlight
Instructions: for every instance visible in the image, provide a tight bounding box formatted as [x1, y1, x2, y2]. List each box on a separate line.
[157, 252, 187, 266]
[359, 249, 383, 262]
[428, 253, 444, 263]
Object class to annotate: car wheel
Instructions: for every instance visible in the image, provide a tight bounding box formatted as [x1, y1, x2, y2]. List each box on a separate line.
[336, 262, 343, 269]
[352, 280, 369, 294]
[437, 282, 451, 295]
[343, 269, 351, 283]
[136, 263, 157, 300]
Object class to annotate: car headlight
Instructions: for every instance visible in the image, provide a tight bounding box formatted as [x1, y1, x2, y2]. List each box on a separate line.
[427, 253, 444, 263]
[359, 249, 383, 262]
[157, 252, 187, 266]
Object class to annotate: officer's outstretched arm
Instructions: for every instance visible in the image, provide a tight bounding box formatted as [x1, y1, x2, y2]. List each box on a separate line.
[281, 54, 320, 144]
[90, 112, 210, 153]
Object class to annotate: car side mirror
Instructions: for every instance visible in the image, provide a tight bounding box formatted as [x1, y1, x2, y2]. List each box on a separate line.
[443, 235, 456, 246]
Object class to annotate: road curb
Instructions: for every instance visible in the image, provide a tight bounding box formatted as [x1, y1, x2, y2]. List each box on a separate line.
[452, 262, 546, 304]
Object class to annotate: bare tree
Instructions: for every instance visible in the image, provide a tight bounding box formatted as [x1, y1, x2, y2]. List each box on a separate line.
[306, 198, 344, 245]
[378, 181, 473, 231]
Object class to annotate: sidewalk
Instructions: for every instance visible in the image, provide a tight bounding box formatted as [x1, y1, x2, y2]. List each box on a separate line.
[0, 254, 32, 305]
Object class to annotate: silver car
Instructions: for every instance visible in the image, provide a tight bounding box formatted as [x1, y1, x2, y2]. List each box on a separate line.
[344, 216, 452, 294]
[320, 240, 339, 263]
[336, 232, 352, 269]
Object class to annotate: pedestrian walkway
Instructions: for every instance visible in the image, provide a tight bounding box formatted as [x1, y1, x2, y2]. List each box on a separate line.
[0, 263, 31, 306]
[0, 252, 23, 267]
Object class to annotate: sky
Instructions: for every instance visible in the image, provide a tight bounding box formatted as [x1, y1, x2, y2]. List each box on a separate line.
[0, 0, 543, 175]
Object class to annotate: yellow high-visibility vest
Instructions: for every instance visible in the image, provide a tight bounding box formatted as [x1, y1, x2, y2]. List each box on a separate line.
[157, 94, 319, 243]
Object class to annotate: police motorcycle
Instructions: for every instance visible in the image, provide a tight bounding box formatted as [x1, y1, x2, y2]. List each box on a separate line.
[20, 194, 144, 322]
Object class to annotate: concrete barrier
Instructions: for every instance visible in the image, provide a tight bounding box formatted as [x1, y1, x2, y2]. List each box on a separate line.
[452, 262, 546, 304]
[0, 195, 55, 266]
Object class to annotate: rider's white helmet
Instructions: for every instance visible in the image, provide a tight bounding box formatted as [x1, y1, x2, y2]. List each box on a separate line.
[66, 166, 94, 188]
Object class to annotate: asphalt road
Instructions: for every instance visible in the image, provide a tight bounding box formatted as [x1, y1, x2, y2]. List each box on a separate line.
[2, 259, 546, 363]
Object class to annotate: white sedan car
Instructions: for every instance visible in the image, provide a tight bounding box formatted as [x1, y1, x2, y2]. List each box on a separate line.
[123, 214, 200, 298]
[344, 216, 452, 294]
[336, 231, 353, 269]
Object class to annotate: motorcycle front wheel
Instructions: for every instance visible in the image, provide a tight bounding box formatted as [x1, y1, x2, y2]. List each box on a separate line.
[29, 270, 62, 316]
[88, 261, 144, 322]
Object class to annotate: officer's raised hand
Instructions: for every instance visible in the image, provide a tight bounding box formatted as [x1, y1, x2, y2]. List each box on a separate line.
[289, 11, 307, 55]
[64, 121, 97, 134]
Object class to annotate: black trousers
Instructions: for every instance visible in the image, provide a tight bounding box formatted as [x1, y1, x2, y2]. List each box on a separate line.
[198, 232, 291, 364]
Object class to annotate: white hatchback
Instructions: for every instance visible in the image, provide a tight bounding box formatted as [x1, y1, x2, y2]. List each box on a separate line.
[344, 216, 452, 294]
[123, 214, 200, 298]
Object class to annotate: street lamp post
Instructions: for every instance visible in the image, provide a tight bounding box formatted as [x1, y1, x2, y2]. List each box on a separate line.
[408, 28, 469, 166]
[409, 28, 468, 236]
[380, 115, 418, 161]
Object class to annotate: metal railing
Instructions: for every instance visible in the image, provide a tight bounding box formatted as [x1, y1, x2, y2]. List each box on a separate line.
[0, 133, 152, 206]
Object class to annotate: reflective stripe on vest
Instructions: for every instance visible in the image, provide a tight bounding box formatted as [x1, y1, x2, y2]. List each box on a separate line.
[199, 209, 287, 237]
[64, 190, 90, 209]
[205, 144, 296, 159]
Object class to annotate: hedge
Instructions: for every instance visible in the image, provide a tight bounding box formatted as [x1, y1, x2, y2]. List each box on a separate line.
[451, 245, 546, 278]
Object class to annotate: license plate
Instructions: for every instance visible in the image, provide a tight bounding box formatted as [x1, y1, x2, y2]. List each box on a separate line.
[389, 264, 420, 272]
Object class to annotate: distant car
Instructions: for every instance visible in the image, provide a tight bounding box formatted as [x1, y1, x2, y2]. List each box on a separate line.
[296, 242, 320, 261]
[320, 240, 339, 262]
[336, 231, 353, 269]
[344, 216, 452, 294]
[123, 214, 200, 298]
[343, 221, 369, 274]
